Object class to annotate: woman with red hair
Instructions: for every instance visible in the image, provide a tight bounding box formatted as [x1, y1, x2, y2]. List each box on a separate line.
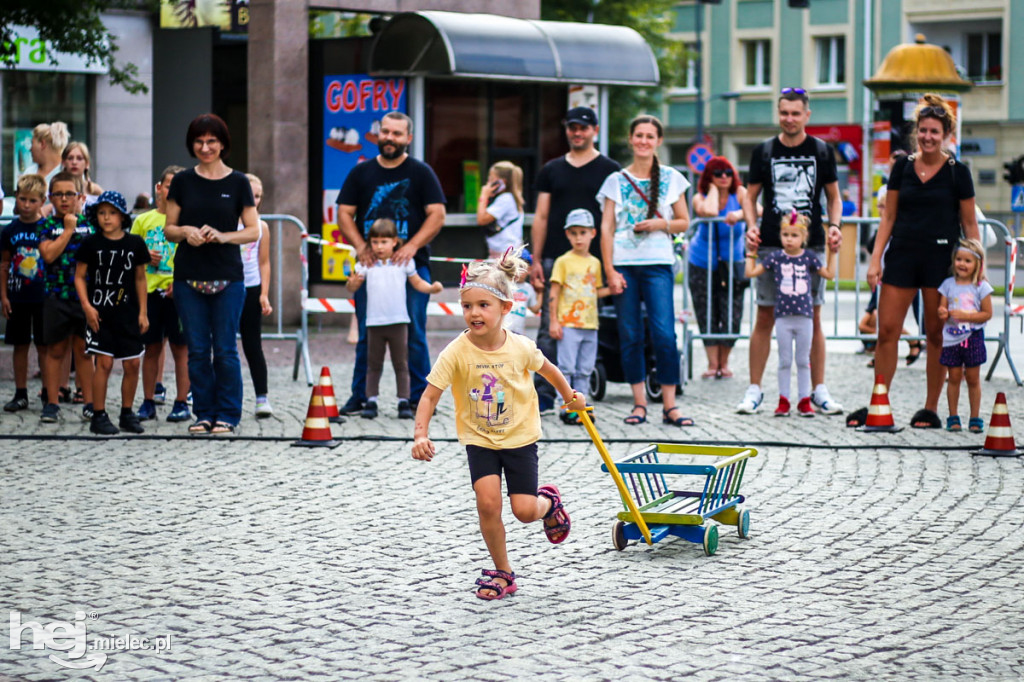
[689, 156, 755, 378]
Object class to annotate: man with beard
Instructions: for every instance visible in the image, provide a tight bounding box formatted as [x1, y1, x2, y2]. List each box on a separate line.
[529, 107, 620, 411]
[336, 111, 446, 415]
[737, 87, 844, 416]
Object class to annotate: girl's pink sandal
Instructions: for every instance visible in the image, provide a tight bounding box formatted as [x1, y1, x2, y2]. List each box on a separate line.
[475, 569, 517, 600]
[538, 484, 571, 544]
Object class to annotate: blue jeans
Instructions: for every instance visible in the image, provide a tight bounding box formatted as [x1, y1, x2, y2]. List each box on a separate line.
[174, 280, 245, 426]
[613, 264, 680, 387]
[350, 263, 431, 403]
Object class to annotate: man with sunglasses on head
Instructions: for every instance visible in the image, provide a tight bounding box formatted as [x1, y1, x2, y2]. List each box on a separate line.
[737, 87, 844, 416]
[529, 107, 620, 412]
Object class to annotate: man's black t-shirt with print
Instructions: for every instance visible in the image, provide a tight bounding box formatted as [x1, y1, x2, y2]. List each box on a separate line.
[746, 136, 837, 250]
[535, 154, 620, 260]
[166, 168, 255, 282]
[335, 157, 445, 271]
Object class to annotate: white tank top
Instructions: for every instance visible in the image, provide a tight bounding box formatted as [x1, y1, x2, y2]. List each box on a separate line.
[240, 222, 262, 287]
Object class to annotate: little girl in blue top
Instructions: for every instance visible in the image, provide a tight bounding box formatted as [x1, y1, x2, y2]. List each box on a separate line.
[745, 211, 835, 417]
[937, 238, 992, 432]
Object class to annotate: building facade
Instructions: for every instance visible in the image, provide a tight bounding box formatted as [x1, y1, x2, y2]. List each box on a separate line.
[664, 0, 1024, 218]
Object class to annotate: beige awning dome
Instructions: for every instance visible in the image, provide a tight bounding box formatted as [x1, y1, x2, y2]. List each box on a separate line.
[864, 34, 972, 93]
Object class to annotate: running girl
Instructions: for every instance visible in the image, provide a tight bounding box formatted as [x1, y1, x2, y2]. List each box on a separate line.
[411, 247, 584, 600]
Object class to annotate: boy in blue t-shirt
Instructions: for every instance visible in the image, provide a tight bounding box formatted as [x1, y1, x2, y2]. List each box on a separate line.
[38, 172, 96, 423]
[0, 174, 47, 412]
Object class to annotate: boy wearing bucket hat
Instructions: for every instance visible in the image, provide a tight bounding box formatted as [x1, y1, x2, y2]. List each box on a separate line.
[74, 190, 150, 435]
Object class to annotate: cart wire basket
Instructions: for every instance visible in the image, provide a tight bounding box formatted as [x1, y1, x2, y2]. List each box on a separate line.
[578, 408, 757, 556]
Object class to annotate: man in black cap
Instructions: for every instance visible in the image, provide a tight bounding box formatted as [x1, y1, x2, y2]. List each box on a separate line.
[529, 106, 620, 411]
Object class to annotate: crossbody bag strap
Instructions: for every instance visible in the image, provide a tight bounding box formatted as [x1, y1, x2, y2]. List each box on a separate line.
[621, 172, 663, 219]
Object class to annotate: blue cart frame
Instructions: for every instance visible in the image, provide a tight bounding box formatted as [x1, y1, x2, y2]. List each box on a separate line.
[600, 442, 758, 555]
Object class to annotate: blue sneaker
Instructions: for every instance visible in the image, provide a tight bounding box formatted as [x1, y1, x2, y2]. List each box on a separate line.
[137, 399, 157, 421]
[167, 400, 191, 423]
[153, 383, 167, 405]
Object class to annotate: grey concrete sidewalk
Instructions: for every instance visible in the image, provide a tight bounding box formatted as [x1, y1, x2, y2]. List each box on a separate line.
[1, 333, 1023, 680]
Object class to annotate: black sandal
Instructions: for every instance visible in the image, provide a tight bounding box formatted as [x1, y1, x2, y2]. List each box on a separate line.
[910, 408, 941, 429]
[624, 405, 647, 425]
[906, 340, 923, 366]
[846, 407, 868, 428]
[662, 406, 695, 427]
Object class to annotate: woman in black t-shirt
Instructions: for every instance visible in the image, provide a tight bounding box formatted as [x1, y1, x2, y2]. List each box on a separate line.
[864, 94, 979, 429]
[164, 113, 259, 435]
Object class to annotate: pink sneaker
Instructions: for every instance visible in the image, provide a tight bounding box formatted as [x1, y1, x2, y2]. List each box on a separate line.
[797, 397, 815, 417]
[774, 396, 791, 417]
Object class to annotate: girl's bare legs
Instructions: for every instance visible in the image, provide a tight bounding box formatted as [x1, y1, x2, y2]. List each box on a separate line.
[474, 475, 512, 596]
[965, 366, 982, 419]
[946, 366, 963, 419]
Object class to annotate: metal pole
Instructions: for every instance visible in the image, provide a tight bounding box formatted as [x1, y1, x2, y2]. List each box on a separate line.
[694, 1, 703, 143]
[860, 0, 873, 218]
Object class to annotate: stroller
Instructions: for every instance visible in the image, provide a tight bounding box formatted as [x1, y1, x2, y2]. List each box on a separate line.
[590, 298, 674, 403]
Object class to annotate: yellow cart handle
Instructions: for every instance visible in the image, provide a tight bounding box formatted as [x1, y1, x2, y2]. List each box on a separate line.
[576, 407, 653, 545]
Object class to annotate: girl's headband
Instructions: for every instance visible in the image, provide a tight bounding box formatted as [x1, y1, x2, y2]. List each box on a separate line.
[459, 262, 513, 302]
[957, 245, 983, 259]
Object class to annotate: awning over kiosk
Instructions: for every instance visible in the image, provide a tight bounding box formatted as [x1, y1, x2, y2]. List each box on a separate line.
[369, 11, 660, 86]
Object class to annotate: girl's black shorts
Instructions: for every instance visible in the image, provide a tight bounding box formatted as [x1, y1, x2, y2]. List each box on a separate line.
[882, 241, 955, 290]
[466, 442, 538, 496]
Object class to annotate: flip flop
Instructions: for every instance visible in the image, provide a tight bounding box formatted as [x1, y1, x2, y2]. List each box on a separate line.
[188, 419, 212, 435]
[701, 369, 719, 379]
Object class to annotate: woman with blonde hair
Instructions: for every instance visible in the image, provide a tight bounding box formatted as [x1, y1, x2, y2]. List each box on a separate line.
[26, 121, 69, 185]
[62, 141, 104, 203]
[476, 160, 525, 259]
[860, 93, 980, 429]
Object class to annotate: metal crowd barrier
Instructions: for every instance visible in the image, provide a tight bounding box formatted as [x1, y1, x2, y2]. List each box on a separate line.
[678, 216, 1021, 386]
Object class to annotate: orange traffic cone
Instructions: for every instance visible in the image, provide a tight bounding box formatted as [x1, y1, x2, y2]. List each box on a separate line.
[318, 367, 344, 424]
[971, 393, 1024, 457]
[292, 384, 339, 448]
[857, 375, 903, 433]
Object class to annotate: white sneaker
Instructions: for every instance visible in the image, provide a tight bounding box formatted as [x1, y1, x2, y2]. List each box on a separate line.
[812, 385, 843, 415]
[736, 385, 763, 414]
[255, 396, 274, 418]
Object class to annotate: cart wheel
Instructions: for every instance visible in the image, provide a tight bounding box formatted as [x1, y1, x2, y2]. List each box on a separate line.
[702, 524, 719, 556]
[645, 368, 663, 403]
[590, 362, 607, 402]
[737, 508, 751, 539]
[612, 521, 627, 551]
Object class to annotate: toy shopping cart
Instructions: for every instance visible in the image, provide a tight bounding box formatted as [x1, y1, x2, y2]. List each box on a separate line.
[577, 408, 757, 556]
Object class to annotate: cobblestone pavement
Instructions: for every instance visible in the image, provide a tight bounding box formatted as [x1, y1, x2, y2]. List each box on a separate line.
[1, 331, 1023, 681]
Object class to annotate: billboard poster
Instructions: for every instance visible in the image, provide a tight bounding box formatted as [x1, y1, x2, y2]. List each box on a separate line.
[160, 0, 249, 32]
[321, 75, 406, 281]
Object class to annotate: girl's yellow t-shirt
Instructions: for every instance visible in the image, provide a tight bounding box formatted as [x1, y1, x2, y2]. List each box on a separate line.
[427, 330, 546, 449]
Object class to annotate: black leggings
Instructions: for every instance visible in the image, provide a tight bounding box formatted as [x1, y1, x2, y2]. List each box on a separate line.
[240, 285, 268, 396]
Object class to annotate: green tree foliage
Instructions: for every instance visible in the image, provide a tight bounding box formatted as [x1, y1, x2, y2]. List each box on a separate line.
[542, 0, 686, 160]
[1, 0, 153, 94]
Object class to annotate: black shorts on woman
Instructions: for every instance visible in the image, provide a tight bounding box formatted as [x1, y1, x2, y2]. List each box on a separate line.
[881, 154, 974, 290]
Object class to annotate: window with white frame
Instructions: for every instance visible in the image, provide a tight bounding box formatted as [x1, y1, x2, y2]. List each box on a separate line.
[966, 32, 1001, 82]
[815, 36, 845, 86]
[668, 42, 698, 94]
[743, 39, 771, 89]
